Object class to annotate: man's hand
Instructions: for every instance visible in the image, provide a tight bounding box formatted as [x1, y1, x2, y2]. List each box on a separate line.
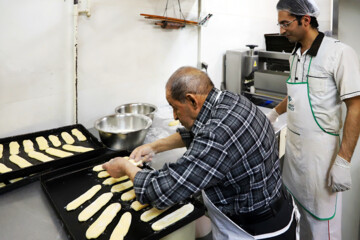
[266, 108, 279, 125]
[328, 155, 352, 192]
[130, 144, 156, 162]
[102, 157, 140, 181]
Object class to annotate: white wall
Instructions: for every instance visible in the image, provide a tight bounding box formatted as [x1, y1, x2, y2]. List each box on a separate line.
[0, 0, 74, 138]
[200, 0, 332, 88]
[76, 0, 198, 127]
[338, 1, 360, 239]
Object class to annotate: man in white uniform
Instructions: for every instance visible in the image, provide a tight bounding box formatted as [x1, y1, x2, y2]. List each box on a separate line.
[267, 0, 360, 239]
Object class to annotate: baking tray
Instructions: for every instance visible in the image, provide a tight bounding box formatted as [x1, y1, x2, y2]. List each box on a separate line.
[41, 152, 205, 240]
[0, 172, 40, 195]
[0, 124, 106, 182]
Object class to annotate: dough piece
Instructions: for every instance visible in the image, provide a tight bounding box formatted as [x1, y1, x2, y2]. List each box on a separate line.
[9, 177, 23, 183]
[102, 176, 129, 185]
[110, 212, 132, 240]
[71, 128, 87, 141]
[62, 144, 93, 153]
[66, 184, 102, 211]
[130, 201, 149, 211]
[0, 182, 5, 188]
[98, 171, 110, 178]
[49, 135, 61, 147]
[140, 207, 169, 222]
[45, 147, 73, 158]
[121, 189, 136, 201]
[36, 136, 49, 150]
[0, 163, 12, 173]
[0, 144, 3, 158]
[111, 181, 133, 193]
[23, 140, 34, 153]
[168, 120, 180, 126]
[92, 164, 104, 172]
[28, 151, 54, 162]
[9, 155, 32, 168]
[78, 192, 113, 222]
[61, 132, 75, 144]
[151, 203, 194, 231]
[9, 141, 20, 155]
[86, 203, 121, 239]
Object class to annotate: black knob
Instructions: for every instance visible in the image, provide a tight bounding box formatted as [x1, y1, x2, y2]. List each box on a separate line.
[246, 44, 258, 49]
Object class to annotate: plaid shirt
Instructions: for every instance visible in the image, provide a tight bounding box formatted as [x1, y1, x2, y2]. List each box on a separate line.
[134, 88, 282, 215]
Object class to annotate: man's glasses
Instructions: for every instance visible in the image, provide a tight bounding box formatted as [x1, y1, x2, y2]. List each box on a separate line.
[277, 19, 297, 29]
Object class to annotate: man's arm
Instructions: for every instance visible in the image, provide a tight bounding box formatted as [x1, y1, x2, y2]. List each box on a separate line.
[328, 96, 360, 192]
[275, 96, 288, 115]
[338, 96, 360, 161]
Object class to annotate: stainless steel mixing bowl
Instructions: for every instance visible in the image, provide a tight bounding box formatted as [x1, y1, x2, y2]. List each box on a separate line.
[115, 103, 157, 120]
[94, 113, 152, 151]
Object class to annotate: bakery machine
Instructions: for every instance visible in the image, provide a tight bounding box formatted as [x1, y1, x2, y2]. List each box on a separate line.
[223, 39, 293, 108]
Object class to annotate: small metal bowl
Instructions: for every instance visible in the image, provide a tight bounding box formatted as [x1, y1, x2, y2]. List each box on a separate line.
[94, 113, 152, 151]
[115, 103, 157, 120]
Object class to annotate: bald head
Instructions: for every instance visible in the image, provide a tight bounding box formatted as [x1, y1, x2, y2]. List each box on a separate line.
[166, 66, 214, 102]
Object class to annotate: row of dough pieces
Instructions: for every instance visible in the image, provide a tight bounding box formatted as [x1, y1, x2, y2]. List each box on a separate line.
[66, 184, 194, 239]
[65, 157, 194, 239]
[0, 129, 94, 173]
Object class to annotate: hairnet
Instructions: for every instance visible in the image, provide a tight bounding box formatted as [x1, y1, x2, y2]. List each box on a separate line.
[276, 0, 320, 18]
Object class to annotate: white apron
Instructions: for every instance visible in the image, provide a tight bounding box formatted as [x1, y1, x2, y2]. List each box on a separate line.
[202, 191, 299, 240]
[283, 56, 339, 220]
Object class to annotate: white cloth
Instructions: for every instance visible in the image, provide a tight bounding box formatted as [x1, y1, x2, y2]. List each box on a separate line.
[201, 191, 299, 240]
[298, 193, 342, 240]
[328, 155, 352, 192]
[291, 36, 360, 133]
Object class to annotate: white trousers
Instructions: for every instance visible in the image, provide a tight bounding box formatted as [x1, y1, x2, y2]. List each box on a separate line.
[299, 193, 342, 240]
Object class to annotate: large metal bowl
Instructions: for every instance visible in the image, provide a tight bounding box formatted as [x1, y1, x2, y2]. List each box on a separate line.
[94, 113, 152, 151]
[115, 103, 157, 120]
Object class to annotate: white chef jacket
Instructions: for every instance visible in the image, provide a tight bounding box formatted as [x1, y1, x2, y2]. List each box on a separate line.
[289, 32, 360, 133]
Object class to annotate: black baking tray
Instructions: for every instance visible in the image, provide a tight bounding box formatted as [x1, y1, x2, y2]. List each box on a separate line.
[0, 124, 106, 182]
[41, 152, 205, 240]
[0, 172, 41, 195]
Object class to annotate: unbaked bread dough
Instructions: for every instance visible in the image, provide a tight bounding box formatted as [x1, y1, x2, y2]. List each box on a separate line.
[9, 141, 20, 155]
[151, 203, 194, 231]
[92, 164, 103, 172]
[9, 155, 32, 168]
[86, 203, 121, 239]
[130, 201, 149, 211]
[61, 132, 75, 144]
[121, 189, 136, 201]
[109, 212, 132, 240]
[111, 180, 133, 193]
[45, 147, 73, 158]
[78, 192, 113, 222]
[62, 144, 93, 153]
[71, 128, 87, 141]
[66, 184, 102, 211]
[23, 140, 34, 153]
[140, 207, 169, 222]
[0, 144, 3, 158]
[0, 163, 12, 173]
[36, 136, 49, 150]
[28, 151, 54, 162]
[49, 135, 61, 147]
[97, 171, 110, 178]
[102, 176, 129, 185]
[0, 182, 5, 188]
[168, 120, 180, 126]
[9, 177, 23, 183]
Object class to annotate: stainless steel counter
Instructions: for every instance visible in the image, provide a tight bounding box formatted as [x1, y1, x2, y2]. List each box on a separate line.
[0, 105, 286, 240]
